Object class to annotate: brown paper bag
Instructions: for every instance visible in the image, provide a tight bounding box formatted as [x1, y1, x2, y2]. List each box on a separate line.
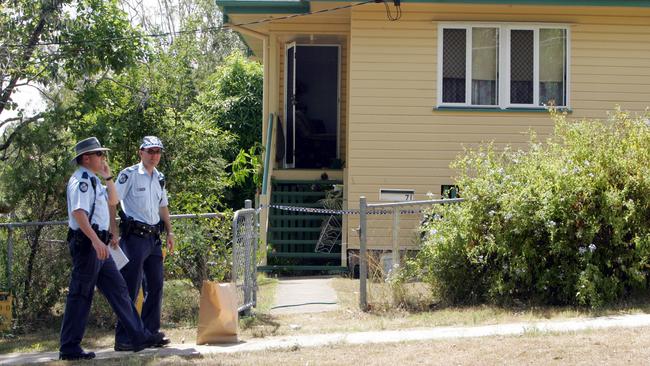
[196, 281, 239, 344]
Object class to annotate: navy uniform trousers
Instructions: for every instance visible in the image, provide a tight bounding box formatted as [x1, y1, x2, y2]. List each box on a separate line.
[60, 237, 151, 355]
[115, 233, 163, 346]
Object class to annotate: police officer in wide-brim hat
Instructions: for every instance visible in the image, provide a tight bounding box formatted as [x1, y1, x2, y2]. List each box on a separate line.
[59, 137, 163, 361]
[71, 136, 111, 163]
[114, 135, 173, 351]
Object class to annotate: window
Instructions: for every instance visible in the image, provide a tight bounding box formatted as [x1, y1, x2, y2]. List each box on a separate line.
[437, 24, 569, 109]
[441, 185, 459, 198]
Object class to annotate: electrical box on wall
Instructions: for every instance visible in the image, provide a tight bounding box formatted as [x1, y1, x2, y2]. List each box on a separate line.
[379, 188, 415, 202]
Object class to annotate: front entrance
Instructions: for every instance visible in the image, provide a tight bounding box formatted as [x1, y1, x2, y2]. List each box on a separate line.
[284, 44, 339, 169]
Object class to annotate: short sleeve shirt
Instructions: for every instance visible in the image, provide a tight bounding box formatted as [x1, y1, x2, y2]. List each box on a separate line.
[115, 162, 168, 226]
[67, 167, 110, 231]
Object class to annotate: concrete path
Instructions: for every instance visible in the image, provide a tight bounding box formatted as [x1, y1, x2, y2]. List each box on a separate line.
[3, 313, 650, 365]
[269, 276, 339, 315]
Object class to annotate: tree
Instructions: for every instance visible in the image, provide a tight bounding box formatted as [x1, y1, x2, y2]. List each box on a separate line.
[0, 106, 75, 325]
[189, 52, 263, 207]
[193, 51, 263, 154]
[0, 0, 251, 327]
[0, 0, 145, 154]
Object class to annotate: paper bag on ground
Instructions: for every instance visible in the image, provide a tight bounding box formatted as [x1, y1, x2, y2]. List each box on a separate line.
[196, 281, 239, 344]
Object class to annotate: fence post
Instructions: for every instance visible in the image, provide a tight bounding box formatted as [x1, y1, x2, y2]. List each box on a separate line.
[391, 209, 400, 272]
[7, 227, 13, 291]
[253, 201, 259, 307]
[243, 200, 253, 316]
[359, 196, 368, 311]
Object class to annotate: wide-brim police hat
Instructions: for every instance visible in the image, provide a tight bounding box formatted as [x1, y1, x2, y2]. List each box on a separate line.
[71, 137, 110, 162]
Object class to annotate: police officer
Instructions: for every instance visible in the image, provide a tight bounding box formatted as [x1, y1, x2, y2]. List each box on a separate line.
[59, 137, 163, 361]
[114, 136, 173, 351]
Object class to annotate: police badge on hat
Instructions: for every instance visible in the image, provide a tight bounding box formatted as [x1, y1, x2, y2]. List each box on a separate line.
[79, 182, 88, 192]
[118, 173, 128, 184]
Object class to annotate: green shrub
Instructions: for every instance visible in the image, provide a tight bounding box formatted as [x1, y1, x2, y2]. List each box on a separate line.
[88, 279, 200, 329]
[414, 109, 650, 308]
[165, 213, 233, 291]
[162, 279, 199, 325]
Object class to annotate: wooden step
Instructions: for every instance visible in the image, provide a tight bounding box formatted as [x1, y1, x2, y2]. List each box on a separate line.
[267, 252, 340, 259]
[258, 265, 348, 273]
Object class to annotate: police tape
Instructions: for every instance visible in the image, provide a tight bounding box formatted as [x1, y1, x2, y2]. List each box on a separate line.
[258, 204, 425, 215]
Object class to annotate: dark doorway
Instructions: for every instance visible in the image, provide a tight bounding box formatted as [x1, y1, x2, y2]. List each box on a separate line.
[285, 44, 339, 169]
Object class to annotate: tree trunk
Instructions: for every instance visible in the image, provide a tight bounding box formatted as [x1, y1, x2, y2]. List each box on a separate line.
[19, 226, 42, 322]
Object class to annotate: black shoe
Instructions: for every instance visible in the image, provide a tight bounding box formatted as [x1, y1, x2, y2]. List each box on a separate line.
[132, 332, 165, 353]
[154, 336, 171, 348]
[59, 351, 96, 360]
[113, 343, 134, 352]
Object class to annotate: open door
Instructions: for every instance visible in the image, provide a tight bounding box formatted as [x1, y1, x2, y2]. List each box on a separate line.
[284, 42, 296, 168]
[284, 44, 340, 169]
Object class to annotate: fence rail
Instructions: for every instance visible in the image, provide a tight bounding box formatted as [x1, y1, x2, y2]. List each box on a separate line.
[0, 206, 258, 315]
[358, 196, 465, 311]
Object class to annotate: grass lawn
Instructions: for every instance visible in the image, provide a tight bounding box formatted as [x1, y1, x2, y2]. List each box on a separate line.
[239, 277, 650, 337]
[3, 275, 650, 364]
[38, 326, 650, 365]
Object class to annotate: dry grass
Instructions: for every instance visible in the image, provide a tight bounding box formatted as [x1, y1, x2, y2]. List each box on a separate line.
[0, 275, 279, 354]
[5, 274, 650, 363]
[237, 277, 650, 338]
[46, 326, 650, 365]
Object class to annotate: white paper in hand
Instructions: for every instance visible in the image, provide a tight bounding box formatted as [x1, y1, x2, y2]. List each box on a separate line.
[108, 245, 129, 270]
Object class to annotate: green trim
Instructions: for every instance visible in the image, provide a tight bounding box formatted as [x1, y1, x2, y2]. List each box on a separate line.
[217, 1, 310, 16]
[272, 191, 328, 196]
[217, 0, 650, 13]
[223, 4, 309, 14]
[258, 265, 348, 272]
[267, 252, 341, 259]
[268, 227, 323, 233]
[261, 113, 274, 195]
[434, 106, 573, 113]
[270, 239, 321, 244]
[402, 0, 650, 6]
[272, 179, 342, 184]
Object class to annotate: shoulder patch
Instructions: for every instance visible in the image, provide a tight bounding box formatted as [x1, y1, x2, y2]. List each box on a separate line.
[79, 182, 89, 193]
[118, 173, 128, 184]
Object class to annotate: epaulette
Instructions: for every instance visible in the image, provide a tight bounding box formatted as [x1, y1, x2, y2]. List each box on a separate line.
[81, 171, 89, 179]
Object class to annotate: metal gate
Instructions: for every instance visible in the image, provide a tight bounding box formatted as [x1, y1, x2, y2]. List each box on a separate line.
[232, 200, 259, 315]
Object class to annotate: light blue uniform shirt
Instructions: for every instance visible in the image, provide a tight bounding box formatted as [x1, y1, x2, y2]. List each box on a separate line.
[67, 167, 110, 231]
[115, 162, 168, 226]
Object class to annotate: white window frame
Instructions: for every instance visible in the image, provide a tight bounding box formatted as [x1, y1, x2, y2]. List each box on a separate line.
[437, 23, 571, 109]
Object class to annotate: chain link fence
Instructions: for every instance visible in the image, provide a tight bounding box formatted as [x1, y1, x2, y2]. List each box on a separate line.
[0, 203, 259, 328]
[231, 200, 259, 315]
[358, 197, 464, 311]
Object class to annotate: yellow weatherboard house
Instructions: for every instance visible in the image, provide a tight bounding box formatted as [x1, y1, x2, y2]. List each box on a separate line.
[216, 0, 650, 274]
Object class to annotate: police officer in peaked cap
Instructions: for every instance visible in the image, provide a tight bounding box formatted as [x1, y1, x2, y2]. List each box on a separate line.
[113, 136, 173, 351]
[59, 137, 164, 361]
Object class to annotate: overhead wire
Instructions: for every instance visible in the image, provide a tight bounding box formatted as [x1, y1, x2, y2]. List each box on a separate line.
[3, 0, 378, 49]
[381, 0, 402, 21]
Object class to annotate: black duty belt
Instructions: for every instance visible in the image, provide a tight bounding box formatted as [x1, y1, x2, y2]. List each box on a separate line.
[131, 221, 160, 238]
[68, 227, 111, 244]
